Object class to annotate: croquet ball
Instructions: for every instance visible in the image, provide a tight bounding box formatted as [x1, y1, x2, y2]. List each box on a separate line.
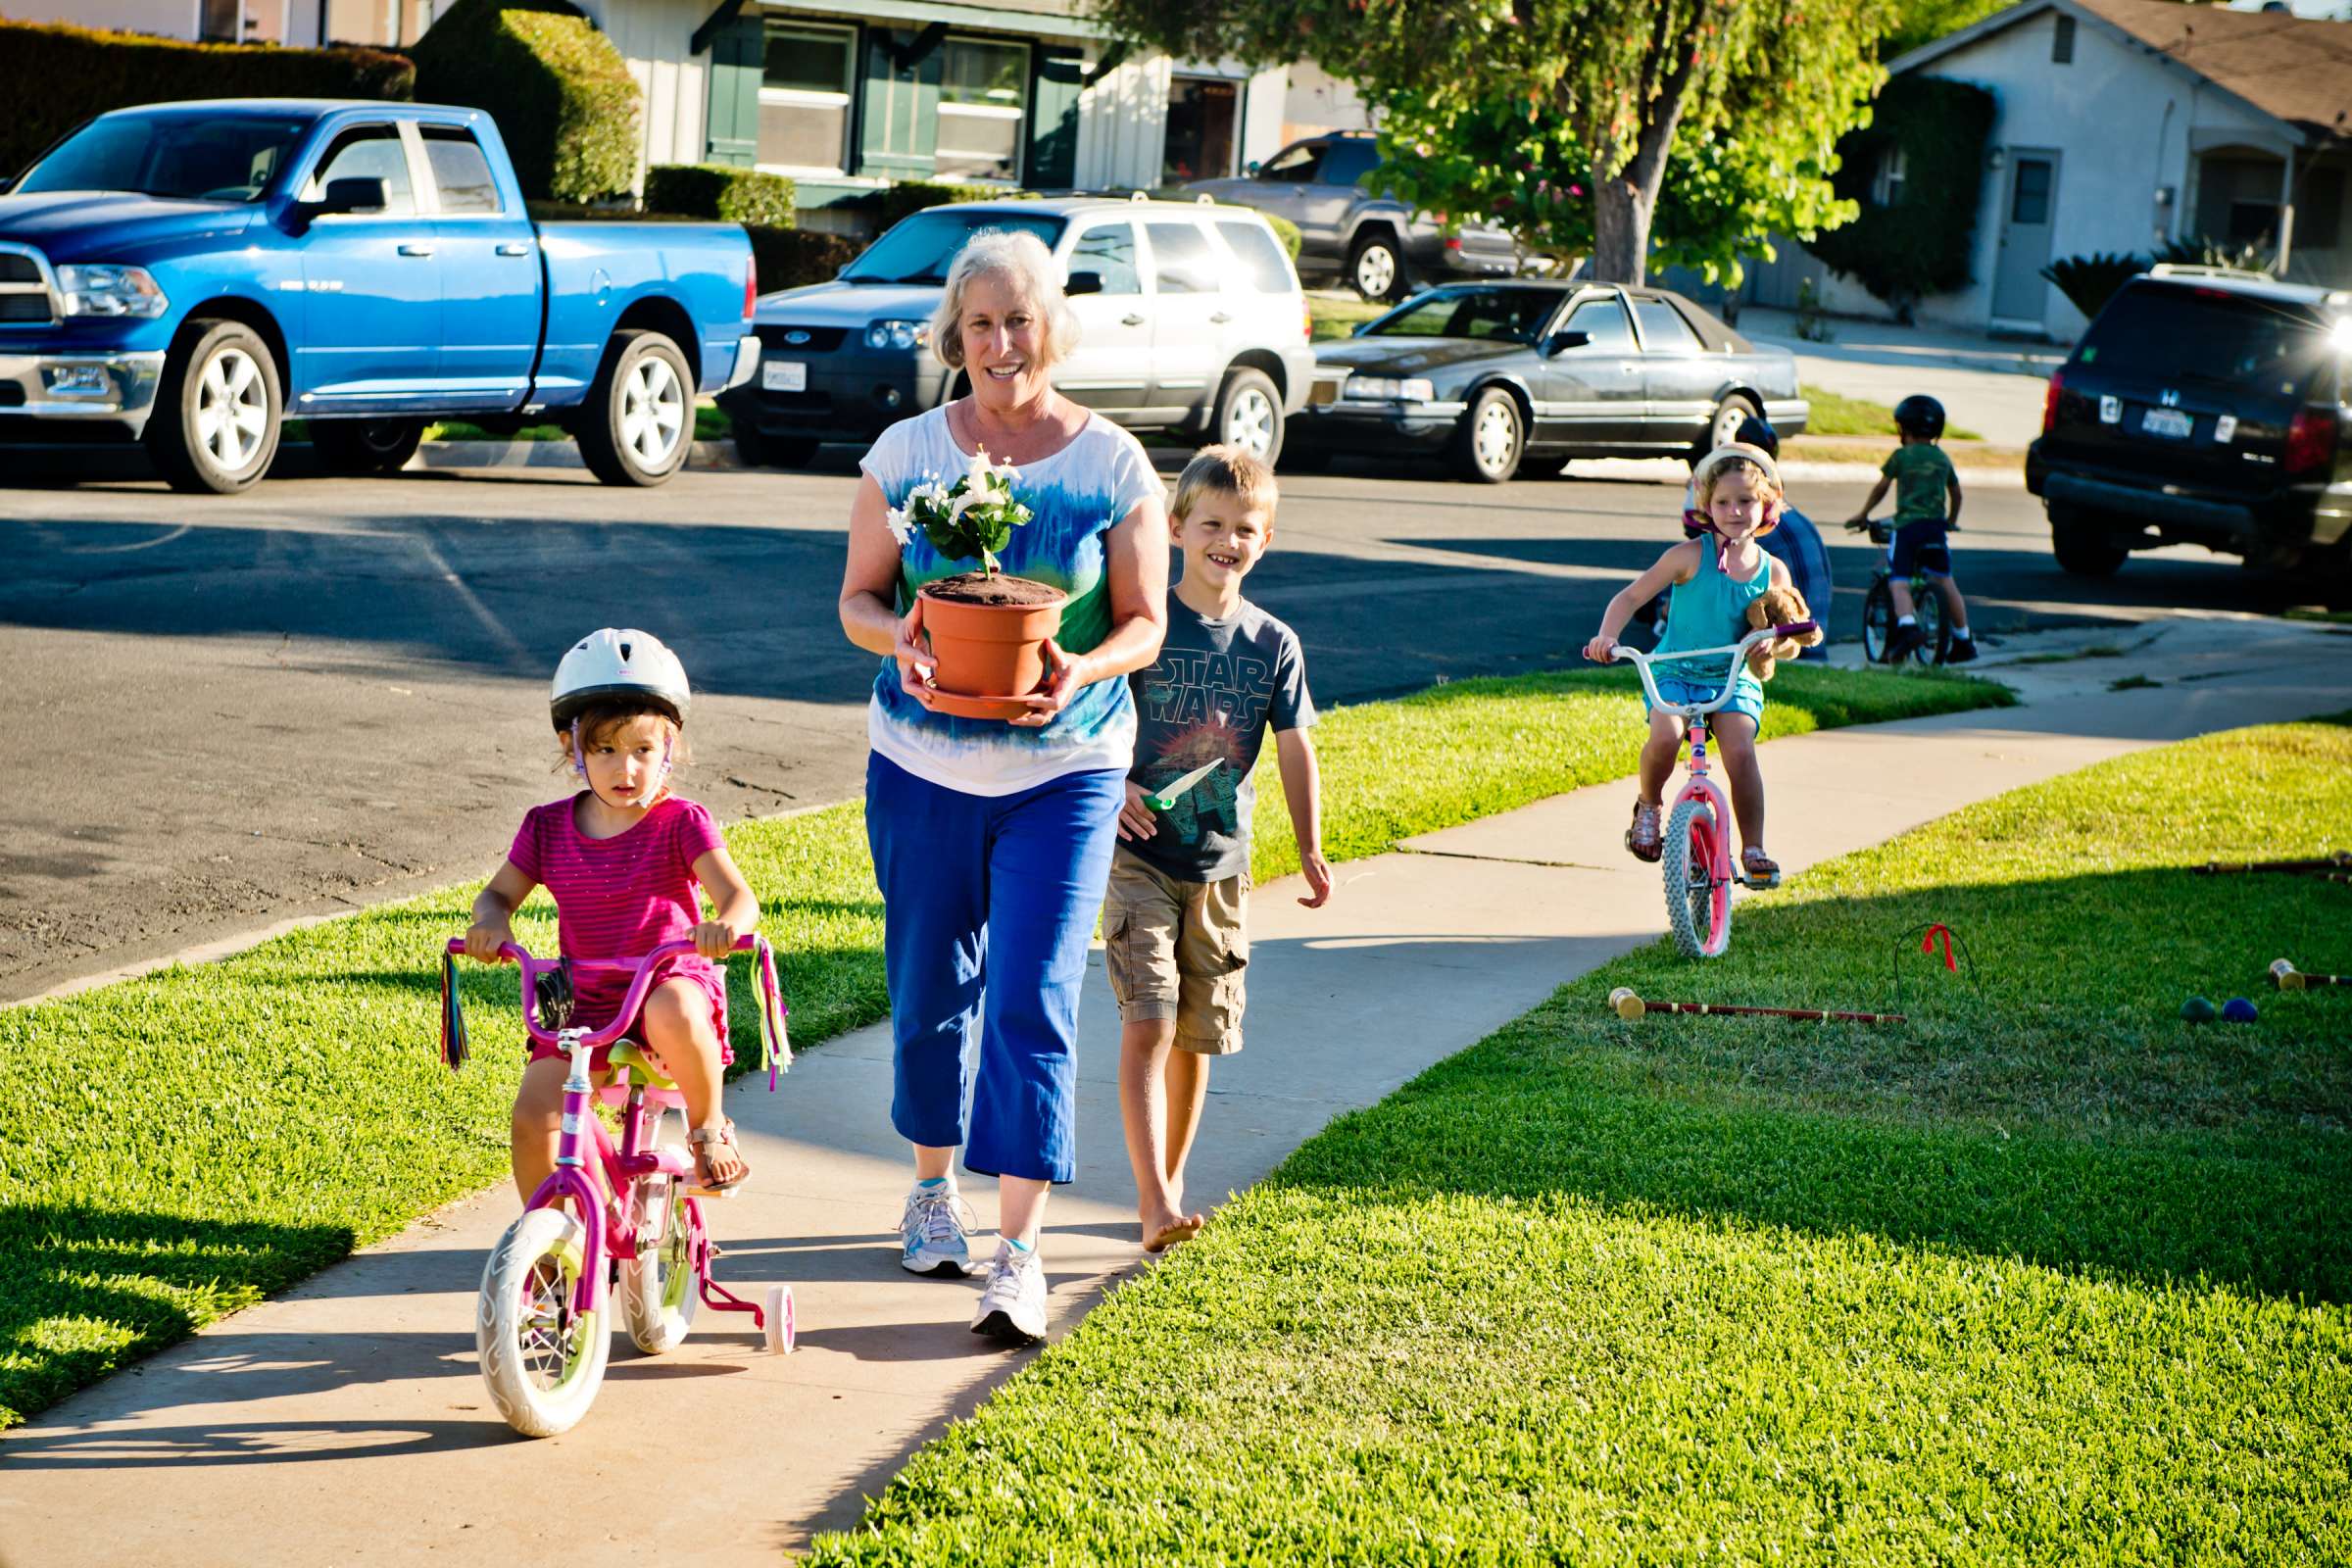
[2180, 995, 2218, 1023]
[2221, 996, 2259, 1023]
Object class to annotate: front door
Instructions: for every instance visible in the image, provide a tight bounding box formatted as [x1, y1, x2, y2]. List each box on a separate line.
[1990, 151, 2059, 325]
[1539, 292, 1646, 446]
[422, 123, 539, 404]
[291, 122, 442, 408]
[1055, 219, 1152, 416]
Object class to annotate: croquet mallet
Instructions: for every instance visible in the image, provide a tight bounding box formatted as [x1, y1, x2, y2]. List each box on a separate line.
[1606, 986, 1905, 1024]
[2272, 958, 2348, 991]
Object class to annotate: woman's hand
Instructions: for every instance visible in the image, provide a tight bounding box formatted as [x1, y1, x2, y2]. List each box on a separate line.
[1583, 633, 1620, 664]
[463, 917, 514, 964]
[894, 597, 937, 710]
[1010, 639, 1088, 727]
[1117, 779, 1158, 841]
[691, 919, 739, 961]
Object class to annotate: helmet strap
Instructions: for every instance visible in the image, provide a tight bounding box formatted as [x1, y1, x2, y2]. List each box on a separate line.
[569, 717, 588, 782]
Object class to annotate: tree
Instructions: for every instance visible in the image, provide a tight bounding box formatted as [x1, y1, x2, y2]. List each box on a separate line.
[1090, 0, 1891, 284]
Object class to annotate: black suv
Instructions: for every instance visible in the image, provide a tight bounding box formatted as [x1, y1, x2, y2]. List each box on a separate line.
[2027, 267, 2349, 579]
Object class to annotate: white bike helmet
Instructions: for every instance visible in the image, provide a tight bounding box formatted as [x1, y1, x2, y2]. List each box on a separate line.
[550, 628, 692, 732]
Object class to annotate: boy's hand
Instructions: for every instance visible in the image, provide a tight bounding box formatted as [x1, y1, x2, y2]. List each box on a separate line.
[463, 919, 514, 964]
[1116, 779, 1158, 841]
[1582, 634, 1619, 663]
[1297, 849, 1333, 908]
[692, 920, 739, 960]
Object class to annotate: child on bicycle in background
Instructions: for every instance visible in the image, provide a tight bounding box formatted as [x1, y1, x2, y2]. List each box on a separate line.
[465, 628, 762, 1202]
[1845, 394, 1977, 664]
[1585, 444, 1792, 887]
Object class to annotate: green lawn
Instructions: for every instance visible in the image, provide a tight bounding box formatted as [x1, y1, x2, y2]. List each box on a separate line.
[420, 404, 733, 445]
[1308, 290, 1391, 341]
[0, 662, 2007, 1430]
[1799, 382, 1984, 442]
[808, 718, 2352, 1564]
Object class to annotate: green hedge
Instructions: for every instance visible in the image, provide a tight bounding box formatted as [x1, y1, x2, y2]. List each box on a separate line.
[411, 0, 638, 204]
[0, 22, 412, 178]
[1809, 77, 1995, 319]
[646, 164, 797, 227]
[875, 180, 1038, 228]
[750, 226, 858, 292]
[1263, 211, 1303, 261]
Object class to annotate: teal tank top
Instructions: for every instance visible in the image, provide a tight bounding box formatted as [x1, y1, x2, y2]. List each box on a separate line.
[1655, 544, 1772, 700]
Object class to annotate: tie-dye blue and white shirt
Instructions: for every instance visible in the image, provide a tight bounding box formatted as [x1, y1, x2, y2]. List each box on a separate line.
[860, 406, 1163, 797]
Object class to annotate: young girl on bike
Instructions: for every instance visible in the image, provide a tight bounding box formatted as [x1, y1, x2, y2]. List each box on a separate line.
[1584, 444, 1792, 887]
[464, 628, 761, 1201]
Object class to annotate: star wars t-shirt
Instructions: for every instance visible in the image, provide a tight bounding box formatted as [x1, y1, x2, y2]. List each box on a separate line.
[1124, 595, 1315, 884]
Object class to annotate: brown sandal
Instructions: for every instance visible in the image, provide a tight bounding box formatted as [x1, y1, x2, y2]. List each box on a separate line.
[1740, 846, 1782, 888]
[688, 1119, 751, 1197]
[1626, 800, 1664, 862]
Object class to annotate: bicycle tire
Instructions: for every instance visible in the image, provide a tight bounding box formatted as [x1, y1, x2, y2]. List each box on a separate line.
[619, 1145, 701, 1354]
[478, 1207, 611, 1437]
[1912, 580, 1953, 665]
[1860, 577, 1894, 665]
[1663, 797, 1729, 959]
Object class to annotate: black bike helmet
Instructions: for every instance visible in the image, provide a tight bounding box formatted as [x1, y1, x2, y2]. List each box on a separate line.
[1893, 394, 1945, 439]
[1733, 415, 1781, 459]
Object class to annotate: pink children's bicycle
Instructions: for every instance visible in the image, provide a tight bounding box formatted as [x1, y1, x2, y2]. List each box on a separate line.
[1606, 619, 1816, 959]
[437, 933, 794, 1437]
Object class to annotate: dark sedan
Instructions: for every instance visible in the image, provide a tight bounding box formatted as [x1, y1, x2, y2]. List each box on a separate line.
[1285, 282, 1808, 482]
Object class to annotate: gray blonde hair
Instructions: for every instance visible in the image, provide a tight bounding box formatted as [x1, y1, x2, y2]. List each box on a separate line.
[930, 228, 1081, 372]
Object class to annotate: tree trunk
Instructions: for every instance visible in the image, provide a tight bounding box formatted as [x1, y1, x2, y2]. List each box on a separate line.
[1584, 2, 1705, 285]
[1590, 174, 1655, 284]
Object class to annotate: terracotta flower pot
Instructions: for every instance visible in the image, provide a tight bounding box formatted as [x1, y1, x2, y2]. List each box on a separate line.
[917, 575, 1066, 703]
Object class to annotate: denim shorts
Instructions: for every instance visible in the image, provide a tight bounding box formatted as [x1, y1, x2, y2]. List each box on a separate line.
[1645, 673, 1763, 729]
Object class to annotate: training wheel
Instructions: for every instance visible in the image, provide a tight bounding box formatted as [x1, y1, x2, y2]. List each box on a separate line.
[763, 1284, 796, 1354]
[1608, 986, 1644, 1021]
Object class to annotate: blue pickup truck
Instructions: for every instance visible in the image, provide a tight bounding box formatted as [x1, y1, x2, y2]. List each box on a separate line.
[0, 99, 758, 492]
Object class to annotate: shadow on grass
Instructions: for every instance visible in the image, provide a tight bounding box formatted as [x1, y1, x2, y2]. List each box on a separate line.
[0, 1205, 359, 1430]
[1276, 864, 2352, 1307]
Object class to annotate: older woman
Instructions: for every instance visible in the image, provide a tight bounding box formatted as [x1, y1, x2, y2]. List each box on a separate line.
[839, 229, 1168, 1344]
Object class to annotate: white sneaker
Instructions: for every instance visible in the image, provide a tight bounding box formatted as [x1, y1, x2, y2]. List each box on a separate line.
[970, 1240, 1047, 1345]
[900, 1183, 977, 1278]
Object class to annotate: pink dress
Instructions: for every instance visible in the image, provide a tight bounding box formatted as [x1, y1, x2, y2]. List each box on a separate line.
[506, 793, 730, 1065]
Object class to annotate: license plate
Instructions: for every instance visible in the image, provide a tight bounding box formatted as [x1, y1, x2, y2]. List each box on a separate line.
[761, 360, 806, 393]
[2139, 406, 2192, 440]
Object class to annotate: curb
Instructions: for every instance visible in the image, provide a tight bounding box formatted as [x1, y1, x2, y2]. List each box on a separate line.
[413, 438, 753, 472]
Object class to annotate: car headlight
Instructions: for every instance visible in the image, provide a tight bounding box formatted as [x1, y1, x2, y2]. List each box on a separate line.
[1342, 375, 1436, 403]
[863, 318, 929, 352]
[56, 264, 169, 319]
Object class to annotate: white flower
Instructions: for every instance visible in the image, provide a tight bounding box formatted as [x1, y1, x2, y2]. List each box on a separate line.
[963, 445, 998, 498]
[948, 485, 987, 524]
[884, 505, 914, 547]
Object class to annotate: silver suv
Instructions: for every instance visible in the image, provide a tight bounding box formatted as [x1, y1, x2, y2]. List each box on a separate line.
[721, 197, 1318, 466]
[1185, 131, 1519, 302]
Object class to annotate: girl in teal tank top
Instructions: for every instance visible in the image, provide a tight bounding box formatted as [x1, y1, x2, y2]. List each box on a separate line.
[1581, 446, 1794, 887]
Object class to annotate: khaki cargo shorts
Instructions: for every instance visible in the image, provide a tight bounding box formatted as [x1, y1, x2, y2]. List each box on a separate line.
[1102, 845, 1250, 1054]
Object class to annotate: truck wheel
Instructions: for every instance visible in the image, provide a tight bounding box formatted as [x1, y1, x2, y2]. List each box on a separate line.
[1211, 368, 1284, 466]
[1451, 386, 1524, 483]
[148, 319, 282, 494]
[579, 328, 693, 487]
[2050, 510, 2129, 577]
[312, 417, 423, 475]
[1348, 231, 1407, 302]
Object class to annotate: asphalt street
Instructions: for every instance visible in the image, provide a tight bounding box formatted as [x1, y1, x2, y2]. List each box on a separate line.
[2, 442, 2319, 1003]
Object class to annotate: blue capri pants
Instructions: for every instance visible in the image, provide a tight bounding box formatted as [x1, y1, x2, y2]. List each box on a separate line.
[865, 753, 1124, 1183]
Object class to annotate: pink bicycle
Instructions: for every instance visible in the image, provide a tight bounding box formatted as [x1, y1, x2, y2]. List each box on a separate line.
[1605, 619, 1816, 959]
[438, 933, 794, 1437]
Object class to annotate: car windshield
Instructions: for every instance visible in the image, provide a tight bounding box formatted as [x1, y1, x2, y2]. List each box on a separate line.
[2080, 285, 2329, 389]
[1364, 287, 1559, 344]
[842, 210, 1068, 285]
[15, 112, 311, 202]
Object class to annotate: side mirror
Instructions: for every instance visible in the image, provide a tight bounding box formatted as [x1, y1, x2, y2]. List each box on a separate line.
[1542, 328, 1592, 356]
[312, 175, 388, 217]
[1245, 160, 1261, 175]
[1065, 270, 1103, 297]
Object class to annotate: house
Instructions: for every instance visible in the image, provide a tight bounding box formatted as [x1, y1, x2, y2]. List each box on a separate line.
[572, 0, 1294, 228]
[0, 0, 443, 47]
[1747, 0, 2352, 338]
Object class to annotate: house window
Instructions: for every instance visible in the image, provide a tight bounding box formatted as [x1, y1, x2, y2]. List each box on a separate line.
[1162, 76, 1240, 185]
[2052, 14, 2076, 63]
[936, 36, 1028, 182]
[1871, 145, 1907, 208]
[760, 21, 856, 175]
[204, 0, 287, 41]
[318, 0, 438, 47]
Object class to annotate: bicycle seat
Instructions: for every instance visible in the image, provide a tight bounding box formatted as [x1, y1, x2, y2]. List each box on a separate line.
[599, 1038, 686, 1109]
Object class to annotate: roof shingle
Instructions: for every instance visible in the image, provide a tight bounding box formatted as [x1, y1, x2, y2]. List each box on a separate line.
[2072, 0, 2352, 140]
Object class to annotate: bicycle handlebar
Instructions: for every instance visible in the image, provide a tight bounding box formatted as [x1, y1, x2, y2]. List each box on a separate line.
[445, 935, 758, 1052]
[1603, 622, 1817, 718]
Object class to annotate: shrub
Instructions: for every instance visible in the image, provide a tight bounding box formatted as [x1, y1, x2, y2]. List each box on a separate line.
[874, 180, 1037, 228]
[2040, 252, 2145, 319]
[0, 21, 412, 178]
[749, 226, 858, 292]
[1808, 77, 1996, 319]
[646, 164, 797, 227]
[411, 0, 638, 204]
[1264, 212, 1303, 261]
[2156, 235, 2275, 273]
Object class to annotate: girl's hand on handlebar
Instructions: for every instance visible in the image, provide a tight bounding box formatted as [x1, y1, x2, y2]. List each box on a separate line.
[463, 919, 514, 963]
[1583, 634, 1620, 663]
[894, 598, 937, 710]
[692, 920, 740, 960]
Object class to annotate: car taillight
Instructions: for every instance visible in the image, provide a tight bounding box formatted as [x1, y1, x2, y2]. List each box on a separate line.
[2285, 407, 2339, 476]
[744, 256, 758, 320]
[2041, 368, 2065, 435]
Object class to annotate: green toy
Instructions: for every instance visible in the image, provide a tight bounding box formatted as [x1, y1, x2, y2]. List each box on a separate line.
[2180, 995, 2218, 1024]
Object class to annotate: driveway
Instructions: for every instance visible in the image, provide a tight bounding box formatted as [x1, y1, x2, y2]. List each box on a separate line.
[1738, 303, 2060, 447]
[0, 445, 2306, 1003]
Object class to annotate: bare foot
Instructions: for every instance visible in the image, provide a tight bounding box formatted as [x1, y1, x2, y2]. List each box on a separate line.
[1139, 1203, 1203, 1253]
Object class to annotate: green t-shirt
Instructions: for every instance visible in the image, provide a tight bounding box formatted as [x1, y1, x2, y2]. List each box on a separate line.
[1882, 442, 1954, 528]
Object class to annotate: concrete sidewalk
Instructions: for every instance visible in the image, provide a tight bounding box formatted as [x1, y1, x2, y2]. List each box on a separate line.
[1738, 304, 2058, 449]
[5, 620, 2346, 1567]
